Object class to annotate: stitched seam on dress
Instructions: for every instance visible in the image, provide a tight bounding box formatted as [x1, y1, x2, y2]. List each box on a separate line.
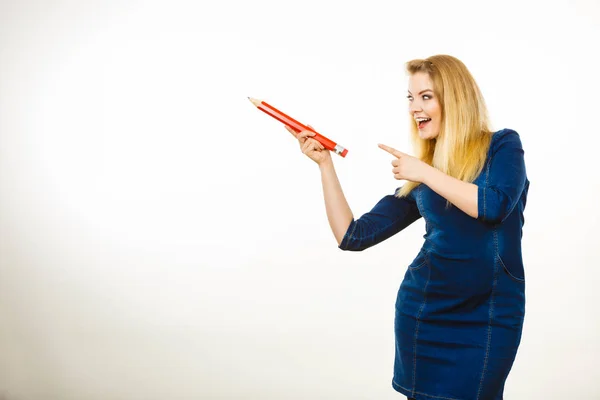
[411, 257, 431, 398]
[483, 156, 491, 220]
[409, 247, 431, 271]
[393, 381, 463, 400]
[498, 255, 525, 283]
[477, 229, 500, 400]
[417, 185, 424, 213]
[347, 221, 358, 241]
[408, 248, 430, 271]
[408, 259, 427, 271]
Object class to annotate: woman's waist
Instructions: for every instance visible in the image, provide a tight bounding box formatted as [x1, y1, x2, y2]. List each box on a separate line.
[422, 231, 493, 259]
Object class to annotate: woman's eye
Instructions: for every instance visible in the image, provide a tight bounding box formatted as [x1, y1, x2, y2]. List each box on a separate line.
[406, 95, 413, 101]
[423, 95, 431, 100]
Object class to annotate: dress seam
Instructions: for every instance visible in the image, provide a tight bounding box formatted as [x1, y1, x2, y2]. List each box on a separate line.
[483, 155, 491, 220]
[411, 255, 432, 398]
[346, 221, 358, 243]
[476, 228, 500, 399]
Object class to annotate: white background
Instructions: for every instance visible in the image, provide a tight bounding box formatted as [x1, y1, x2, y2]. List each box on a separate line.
[1, 0, 599, 399]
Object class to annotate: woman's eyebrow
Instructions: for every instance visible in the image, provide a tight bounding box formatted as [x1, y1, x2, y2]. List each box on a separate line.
[407, 89, 433, 95]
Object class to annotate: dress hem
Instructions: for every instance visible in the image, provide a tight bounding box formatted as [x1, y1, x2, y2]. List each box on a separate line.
[392, 379, 464, 400]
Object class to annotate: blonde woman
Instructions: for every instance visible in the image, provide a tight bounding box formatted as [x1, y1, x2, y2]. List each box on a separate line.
[285, 55, 529, 400]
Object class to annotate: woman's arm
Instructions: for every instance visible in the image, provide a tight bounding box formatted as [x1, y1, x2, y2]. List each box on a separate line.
[319, 157, 354, 246]
[378, 143, 478, 218]
[285, 125, 353, 245]
[379, 130, 527, 224]
[423, 130, 528, 224]
[291, 126, 422, 248]
[320, 155, 422, 250]
[422, 168, 479, 218]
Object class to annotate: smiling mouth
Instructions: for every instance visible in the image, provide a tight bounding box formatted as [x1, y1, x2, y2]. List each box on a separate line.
[416, 118, 431, 129]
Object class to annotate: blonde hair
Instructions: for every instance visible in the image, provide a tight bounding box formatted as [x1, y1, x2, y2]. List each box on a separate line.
[396, 55, 493, 197]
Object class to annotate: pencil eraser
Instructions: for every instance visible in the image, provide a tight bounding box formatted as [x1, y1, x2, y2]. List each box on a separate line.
[341, 149, 348, 157]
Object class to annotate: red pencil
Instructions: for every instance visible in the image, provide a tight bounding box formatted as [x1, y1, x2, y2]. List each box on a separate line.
[248, 97, 348, 157]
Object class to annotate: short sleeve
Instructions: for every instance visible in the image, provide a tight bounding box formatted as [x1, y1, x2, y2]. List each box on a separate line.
[477, 129, 528, 224]
[338, 187, 422, 252]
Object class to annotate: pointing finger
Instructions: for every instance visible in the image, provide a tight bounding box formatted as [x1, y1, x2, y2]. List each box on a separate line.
[285, 124, 301, 134]
[378, 143, 407, 158]
[284, 125, 297, 137]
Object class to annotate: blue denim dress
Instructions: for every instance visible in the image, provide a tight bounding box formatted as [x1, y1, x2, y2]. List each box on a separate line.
[339, 129, 529, 400]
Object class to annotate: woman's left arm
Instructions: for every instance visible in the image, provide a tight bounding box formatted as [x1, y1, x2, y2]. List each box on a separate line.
[379, 143, 479, 217]
[379, 130, 527, 223]
[422, 168, 479, 218]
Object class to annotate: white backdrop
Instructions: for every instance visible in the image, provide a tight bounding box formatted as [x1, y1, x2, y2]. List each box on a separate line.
[1, 0, 599, 399]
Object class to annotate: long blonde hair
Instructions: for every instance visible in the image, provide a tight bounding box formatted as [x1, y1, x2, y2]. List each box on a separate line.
[396, 55, 493, 197]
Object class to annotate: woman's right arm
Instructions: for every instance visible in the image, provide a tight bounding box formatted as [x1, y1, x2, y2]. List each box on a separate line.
[285, 124, 352, 245]
[286, 125, 421, 250]
[318, 157, 353, 246]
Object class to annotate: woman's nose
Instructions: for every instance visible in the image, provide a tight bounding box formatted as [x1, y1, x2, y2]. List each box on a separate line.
[409, 101, 422, 113]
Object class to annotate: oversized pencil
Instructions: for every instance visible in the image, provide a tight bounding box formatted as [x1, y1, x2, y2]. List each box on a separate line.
[248, 97, 348, 157]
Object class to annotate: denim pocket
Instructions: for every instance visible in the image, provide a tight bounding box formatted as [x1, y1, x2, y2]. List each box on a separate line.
[499, 255, 525, 283]
[408, 248, 429, 271]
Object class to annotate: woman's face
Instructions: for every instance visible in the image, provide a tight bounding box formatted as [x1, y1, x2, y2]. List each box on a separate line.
[408, 72, 442, 140]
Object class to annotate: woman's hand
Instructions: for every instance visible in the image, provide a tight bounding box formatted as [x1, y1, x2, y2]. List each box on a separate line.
[285, 124, 332, 166]
[378, 143, 431, 183]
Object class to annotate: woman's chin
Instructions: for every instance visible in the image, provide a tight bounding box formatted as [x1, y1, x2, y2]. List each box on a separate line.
[418, 130, 438, 140]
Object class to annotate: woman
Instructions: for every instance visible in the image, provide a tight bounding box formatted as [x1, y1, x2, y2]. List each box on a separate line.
[285, 55, 529, 400]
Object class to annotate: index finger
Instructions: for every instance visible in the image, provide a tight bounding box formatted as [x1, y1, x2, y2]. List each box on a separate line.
[378, 143, 406, 158]
[285, 125, 299, 136]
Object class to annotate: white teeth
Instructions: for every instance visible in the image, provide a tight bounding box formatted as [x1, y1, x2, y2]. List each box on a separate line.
[415, 117, 430, 122]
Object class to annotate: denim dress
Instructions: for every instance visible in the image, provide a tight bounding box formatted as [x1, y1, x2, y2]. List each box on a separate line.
[339, 129, 529, 400]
